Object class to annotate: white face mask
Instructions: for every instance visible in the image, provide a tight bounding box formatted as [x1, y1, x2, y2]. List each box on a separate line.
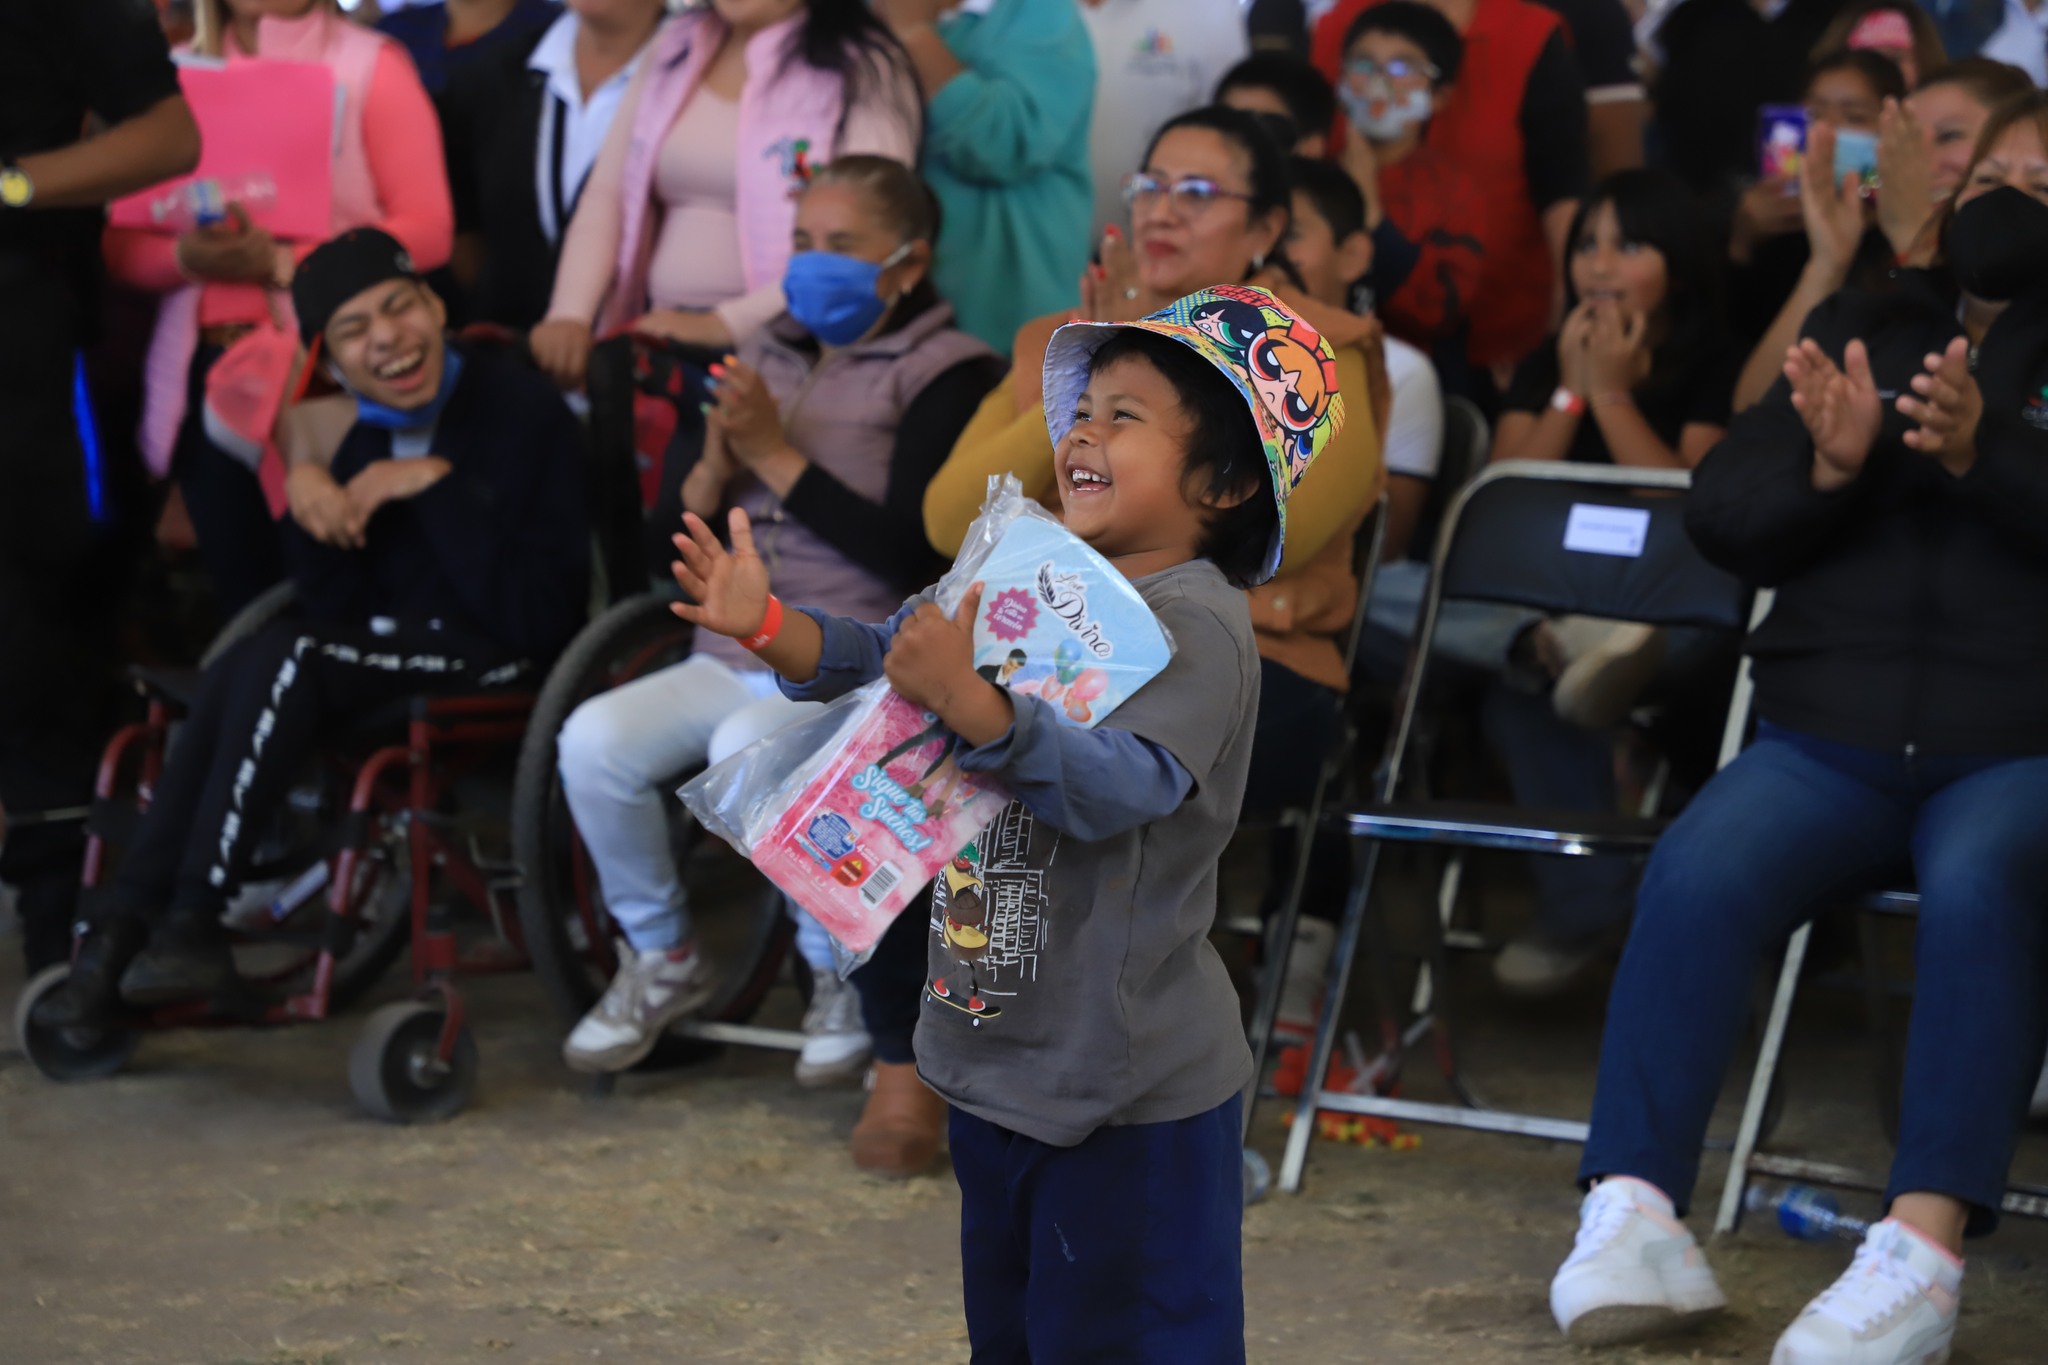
[1343, 84, 1433, 142]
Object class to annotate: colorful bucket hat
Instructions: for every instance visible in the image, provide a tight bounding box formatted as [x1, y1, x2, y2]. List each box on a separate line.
[1040, 284, 1347, 584]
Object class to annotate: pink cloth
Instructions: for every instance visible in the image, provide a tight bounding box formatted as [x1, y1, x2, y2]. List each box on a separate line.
[646, 88, 747, 312]
[547, 9, 921, 344]
[106, 8, 454, 477]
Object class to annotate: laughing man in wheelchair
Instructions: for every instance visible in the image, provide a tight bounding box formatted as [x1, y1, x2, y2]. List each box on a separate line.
[35, 228, 589, 1030]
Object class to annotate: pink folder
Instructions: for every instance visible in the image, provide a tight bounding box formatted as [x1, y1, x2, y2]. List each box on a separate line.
[109, 57, 335, 241]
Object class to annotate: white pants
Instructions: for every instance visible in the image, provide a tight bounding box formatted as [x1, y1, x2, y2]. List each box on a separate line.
[556, 654, 831, 963]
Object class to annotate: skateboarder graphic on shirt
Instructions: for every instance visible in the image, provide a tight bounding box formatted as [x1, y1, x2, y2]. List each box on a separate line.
[929, 848, 1003, 1021]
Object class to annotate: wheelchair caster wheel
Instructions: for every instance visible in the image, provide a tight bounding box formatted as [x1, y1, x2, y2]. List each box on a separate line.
[350, 1000, 478, 1123]
[12, 965, 140, 1082]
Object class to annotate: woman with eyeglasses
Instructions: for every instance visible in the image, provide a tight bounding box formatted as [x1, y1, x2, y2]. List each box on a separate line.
[1330, 2, 1486, 392]
[921, 105, 1387, 985]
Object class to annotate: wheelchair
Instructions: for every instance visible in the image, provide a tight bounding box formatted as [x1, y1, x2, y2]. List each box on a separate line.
[507, 335, 804, 1070]
[13, 333, 800, 1116]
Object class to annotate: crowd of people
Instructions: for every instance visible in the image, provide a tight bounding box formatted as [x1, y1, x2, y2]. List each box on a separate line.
[6, 0, 2048, 1360]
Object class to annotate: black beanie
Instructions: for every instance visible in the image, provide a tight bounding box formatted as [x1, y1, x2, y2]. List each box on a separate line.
[290, 227, 420, 346]
[1343, 1, 1465, 87]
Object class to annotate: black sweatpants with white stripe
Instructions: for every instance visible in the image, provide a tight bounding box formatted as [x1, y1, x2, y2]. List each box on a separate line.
[109, 620, 528, 924]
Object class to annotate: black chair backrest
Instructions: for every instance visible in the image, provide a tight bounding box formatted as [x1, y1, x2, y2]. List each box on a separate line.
[1409, 394, 1489, 564]
[1432, 462, 1750, 632]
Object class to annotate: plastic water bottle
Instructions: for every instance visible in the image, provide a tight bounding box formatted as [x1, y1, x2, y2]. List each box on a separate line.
[1242, 1149, 1272, 1206]
[1746, 1184, 1870, 1242]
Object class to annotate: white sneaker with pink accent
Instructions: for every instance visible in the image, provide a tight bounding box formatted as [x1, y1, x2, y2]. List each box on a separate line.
[1551, 1176, 1728, 1346]
[1771, 1219, 1961, 1365]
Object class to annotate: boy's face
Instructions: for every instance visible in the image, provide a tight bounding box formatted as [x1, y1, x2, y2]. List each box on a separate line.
[1056, 355, 1216, 568]
[1284, 192, 1372, 311]
[323, 278, 447, 411]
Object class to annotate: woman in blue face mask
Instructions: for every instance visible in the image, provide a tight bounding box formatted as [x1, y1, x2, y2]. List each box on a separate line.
[549, 155, 1005, 1178]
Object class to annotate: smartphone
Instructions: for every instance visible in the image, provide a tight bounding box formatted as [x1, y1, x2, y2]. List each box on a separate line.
[1759, 105, 1807, 183]
[1833, 128, 1880, 189]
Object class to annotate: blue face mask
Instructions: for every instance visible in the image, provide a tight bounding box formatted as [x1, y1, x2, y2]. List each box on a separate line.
[783, 244, 911, 346]
[349, 346, 464, 431]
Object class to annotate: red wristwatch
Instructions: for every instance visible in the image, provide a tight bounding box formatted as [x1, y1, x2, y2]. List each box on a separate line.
[1550, 386, 1586, 416]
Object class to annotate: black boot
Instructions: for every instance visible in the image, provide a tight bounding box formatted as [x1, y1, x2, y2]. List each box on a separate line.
[119, 909, 238, 1006]
[29, 913, 149, 1029]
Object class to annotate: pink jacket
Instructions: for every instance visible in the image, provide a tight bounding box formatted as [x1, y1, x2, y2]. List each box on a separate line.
[547, 10, 921, 342]
[105, 8, 453, 477]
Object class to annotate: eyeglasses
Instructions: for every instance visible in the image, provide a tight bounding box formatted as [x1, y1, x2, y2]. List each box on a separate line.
[1345, 56, 1440, 84]
[1121, 173, 1256, 215]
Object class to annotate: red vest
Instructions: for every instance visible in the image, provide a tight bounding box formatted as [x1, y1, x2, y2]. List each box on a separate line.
[1314, 0, 1565, 368]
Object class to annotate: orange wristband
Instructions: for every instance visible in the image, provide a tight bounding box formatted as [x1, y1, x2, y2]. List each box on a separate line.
[741, 595, 785, 652]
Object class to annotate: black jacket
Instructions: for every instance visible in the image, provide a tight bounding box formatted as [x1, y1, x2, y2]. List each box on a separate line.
[1687, 270, 2048, 756]
[439, 29, 582, 331]
[286, 346, 592, 663]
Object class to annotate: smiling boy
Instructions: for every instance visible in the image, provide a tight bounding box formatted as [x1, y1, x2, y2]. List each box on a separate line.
[666, 285, 1345, 1362]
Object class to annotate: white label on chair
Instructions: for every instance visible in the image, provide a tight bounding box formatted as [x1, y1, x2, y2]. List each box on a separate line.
[1564, 503, 1650, 557]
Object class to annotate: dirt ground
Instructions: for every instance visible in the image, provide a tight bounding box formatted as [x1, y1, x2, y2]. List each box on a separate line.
[7, 878, 2048, 1365]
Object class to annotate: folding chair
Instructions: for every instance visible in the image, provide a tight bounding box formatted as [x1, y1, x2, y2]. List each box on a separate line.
[1239, 495, 1388, 1137]
[1276, 460, 1753, 1192]
[1715, 887, 2048, 1230]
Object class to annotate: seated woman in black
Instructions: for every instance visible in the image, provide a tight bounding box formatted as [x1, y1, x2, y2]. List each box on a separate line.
[1550, 92, 2048, 1365]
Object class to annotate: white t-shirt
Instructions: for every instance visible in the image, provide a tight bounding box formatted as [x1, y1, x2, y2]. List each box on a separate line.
[1383, 334, 1443, 482]
[1079, 0, 1249, 235]
[1980, 0, 2048, 87]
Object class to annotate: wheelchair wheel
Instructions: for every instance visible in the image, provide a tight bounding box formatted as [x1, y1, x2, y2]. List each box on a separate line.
[198, 581, 298, 668]
[349, 999, 478, 1123]
[511, 594, 794, 1059]
[13, 966, 140, 1082]
[228, 807, 413, 1012]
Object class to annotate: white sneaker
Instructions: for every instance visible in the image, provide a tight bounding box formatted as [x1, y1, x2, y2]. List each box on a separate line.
[1552, 1176, 1728, 1346]
[1494, 931, 1604, 998]
[562, 943, 715, 1073]
[1273, 917, 1336, 1042]
[1771, 1219, 1961, 1365]
[794, 968, 871, 1088]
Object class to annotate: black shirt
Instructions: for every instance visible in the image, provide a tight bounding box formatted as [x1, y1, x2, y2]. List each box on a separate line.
[439, 26, 559, 329]
[0, 0, 181, 355]
[1503, 332, 1742, 462]
[1648, 0, 1851, 199]
[1522, 30, 1593, 212]
[1534, 0, 1641, 95]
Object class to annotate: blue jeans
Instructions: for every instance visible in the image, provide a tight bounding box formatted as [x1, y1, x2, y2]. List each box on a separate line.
[1581, 724, 2048, 1233]
[951, 1096, 1245, 1364]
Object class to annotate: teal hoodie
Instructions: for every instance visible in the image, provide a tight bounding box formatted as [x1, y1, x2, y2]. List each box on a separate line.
[927, 0, 1096, 351]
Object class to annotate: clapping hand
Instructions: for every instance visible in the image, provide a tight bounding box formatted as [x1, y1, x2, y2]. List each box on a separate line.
[1077, 225, 1144, 323]
[1877, 98, 1939, 263]
[1801, 122, 1871, 280]
[884, 584, 985, 715]
[1786, 338, 1883, 490]
[1897, 336, 1980, 476]
[707, 356, 787, 467]
[668, 508, 773, 640]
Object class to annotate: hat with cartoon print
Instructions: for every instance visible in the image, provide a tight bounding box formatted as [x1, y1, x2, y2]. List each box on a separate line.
[1040, 284, 1346, 585]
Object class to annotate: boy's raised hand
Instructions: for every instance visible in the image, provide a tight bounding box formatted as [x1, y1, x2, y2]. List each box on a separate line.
[669, 508, 772, 638]
[885, 584, 985, 716]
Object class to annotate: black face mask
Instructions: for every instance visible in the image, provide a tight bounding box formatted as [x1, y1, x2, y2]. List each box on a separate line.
[1947, 186, 2048, 302]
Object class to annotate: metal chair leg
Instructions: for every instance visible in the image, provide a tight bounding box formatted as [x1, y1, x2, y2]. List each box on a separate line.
[1279, 838, 1384, 1193]
[1714, 923, 1812, 1236]
[1243, 785, 1328, 1139]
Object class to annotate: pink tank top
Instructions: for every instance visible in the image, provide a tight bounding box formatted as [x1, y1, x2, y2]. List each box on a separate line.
[646, 87, 746, 312]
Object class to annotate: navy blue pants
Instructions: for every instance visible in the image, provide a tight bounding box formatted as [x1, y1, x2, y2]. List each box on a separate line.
[1581, 723, 2048, 1234]
[949, 1096, 1245, 1364]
